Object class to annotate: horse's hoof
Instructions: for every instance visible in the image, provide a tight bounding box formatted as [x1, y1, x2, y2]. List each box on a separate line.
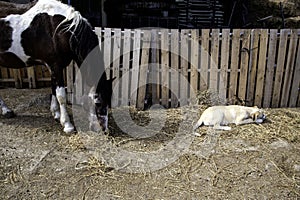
[89, 122, 102, 132]
[4, 111, 15, 118]
[63, 122, 75, 133]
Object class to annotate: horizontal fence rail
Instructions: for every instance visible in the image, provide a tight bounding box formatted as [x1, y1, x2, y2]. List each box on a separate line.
[1, 28, 300, 109]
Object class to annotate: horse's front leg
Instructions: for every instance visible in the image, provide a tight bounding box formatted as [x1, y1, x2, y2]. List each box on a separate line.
[84, 87, 102, 132]
[0, 97, 15, 118]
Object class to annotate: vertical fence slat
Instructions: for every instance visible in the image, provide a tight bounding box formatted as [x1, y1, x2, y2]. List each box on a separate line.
[254, 29, 268, 107]
[190, 29, 199, 97]
[170, 29, 179, 107]
[272, 29, 289, 107]
[67, 61, 74, 104]
[27, 66, 36, 89]
[130, 29, 141, 106]
[137, 30, 151, 110]
[180, 29, 189, 106]
[121, 29, 131, 106]
[200, 29, 210, 91]
[0, 68, 9, 81]
[73, 63, 82, 104]
[210, 29, 219, 93]
[263, 29, 278, 108]
[238, 29, 250, 102]
[103, 28, 112, 79]
[289, 34, 300, 107]
[219, 29, 230, 101]
[12, 69, 22, 88]
[150, 29, 160, 105]
[280, 29, 298, 107]
[95, 27, 102, 50]
[229, 29, 240, 100]
[161, 29, 169, 108]
[247, 29, 260, 106]
[112, 28, 121, 107]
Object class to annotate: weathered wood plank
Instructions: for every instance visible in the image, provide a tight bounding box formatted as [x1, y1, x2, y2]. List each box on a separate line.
[210, 29, 219, 93]
[180, 29, 190, 106]
[229, 29, 240, 100]
[121, 29, 131, 106]
[103, 28, 112, 78]
[247, 29, 260, 106]
[280, 29, 298, 107]
[12, 69, 22, 88]
[150, 29, 160, 105]
[289, 32, 300, 107]
[219, 29, 230, 101]
[272, 29, 289, 108]
[170, 29, 179, 108]
[27, 66, 36, 89]
[130, 29, 141, 106]
[254, 29, 268, 107]
[263, 29, 278, 108]
[112, 28, 121, 107]
[200, 29, 210, 91]
[73, 63, 82, 104]
[94, 27, 102, 50]
[137, 30, 151, 110]
[190, 29, 199, 104]
[67, 61, 74, 104]
[161, 29, 170, 108]
[1, 68, 9, 80]
[238, 29, 250, 103]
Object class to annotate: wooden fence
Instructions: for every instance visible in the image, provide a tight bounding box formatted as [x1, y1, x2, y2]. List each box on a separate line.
[1, 28, 300, 109]
[0, 65, 51, 88]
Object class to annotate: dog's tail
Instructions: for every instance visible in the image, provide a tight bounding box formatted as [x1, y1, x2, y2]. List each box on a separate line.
[193, 118, 203, 130]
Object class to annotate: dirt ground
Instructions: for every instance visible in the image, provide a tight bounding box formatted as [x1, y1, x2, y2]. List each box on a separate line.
[0, 88, 299, 199]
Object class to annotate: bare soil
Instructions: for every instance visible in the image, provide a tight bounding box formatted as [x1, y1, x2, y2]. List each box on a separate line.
[0, 88, 299, 199]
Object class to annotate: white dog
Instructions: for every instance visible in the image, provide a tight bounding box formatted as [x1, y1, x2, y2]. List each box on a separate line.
[193, 105, 266, 131]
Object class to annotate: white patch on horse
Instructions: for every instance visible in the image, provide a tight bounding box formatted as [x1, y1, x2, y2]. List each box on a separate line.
[3, 0, 81, 61]
[50, 95, 60, 120]
[56, 87, 74, 133]
[0, 97, 12, 115]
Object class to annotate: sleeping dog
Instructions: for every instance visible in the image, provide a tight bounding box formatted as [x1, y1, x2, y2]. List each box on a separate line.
[193, 105, 266, 131]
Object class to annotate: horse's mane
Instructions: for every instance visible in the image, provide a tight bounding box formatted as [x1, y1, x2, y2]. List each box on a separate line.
[68, 19, 98, 64]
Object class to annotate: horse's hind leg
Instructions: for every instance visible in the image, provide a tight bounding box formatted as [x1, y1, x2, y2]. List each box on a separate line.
[50, 94, 61, 121]
[0, 97, 15, 118]
[51, 69, 74, 133]
[56, 86, 75, 133]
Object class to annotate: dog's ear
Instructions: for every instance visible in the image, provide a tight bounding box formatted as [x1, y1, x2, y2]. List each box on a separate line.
[253, 106, 258, 108]
[250, 111, 259, 121]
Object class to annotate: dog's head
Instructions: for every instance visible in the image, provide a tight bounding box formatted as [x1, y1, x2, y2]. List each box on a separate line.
[250, 106, 266, 122]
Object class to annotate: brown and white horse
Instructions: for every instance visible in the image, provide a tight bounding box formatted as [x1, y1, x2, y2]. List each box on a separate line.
[0, 0, 113, 133]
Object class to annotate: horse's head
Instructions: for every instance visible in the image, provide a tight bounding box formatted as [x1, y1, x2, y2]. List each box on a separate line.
[94, 77, 115, 131]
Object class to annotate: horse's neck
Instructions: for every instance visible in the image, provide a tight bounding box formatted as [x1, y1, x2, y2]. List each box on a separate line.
[0, 0, 38, 18]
